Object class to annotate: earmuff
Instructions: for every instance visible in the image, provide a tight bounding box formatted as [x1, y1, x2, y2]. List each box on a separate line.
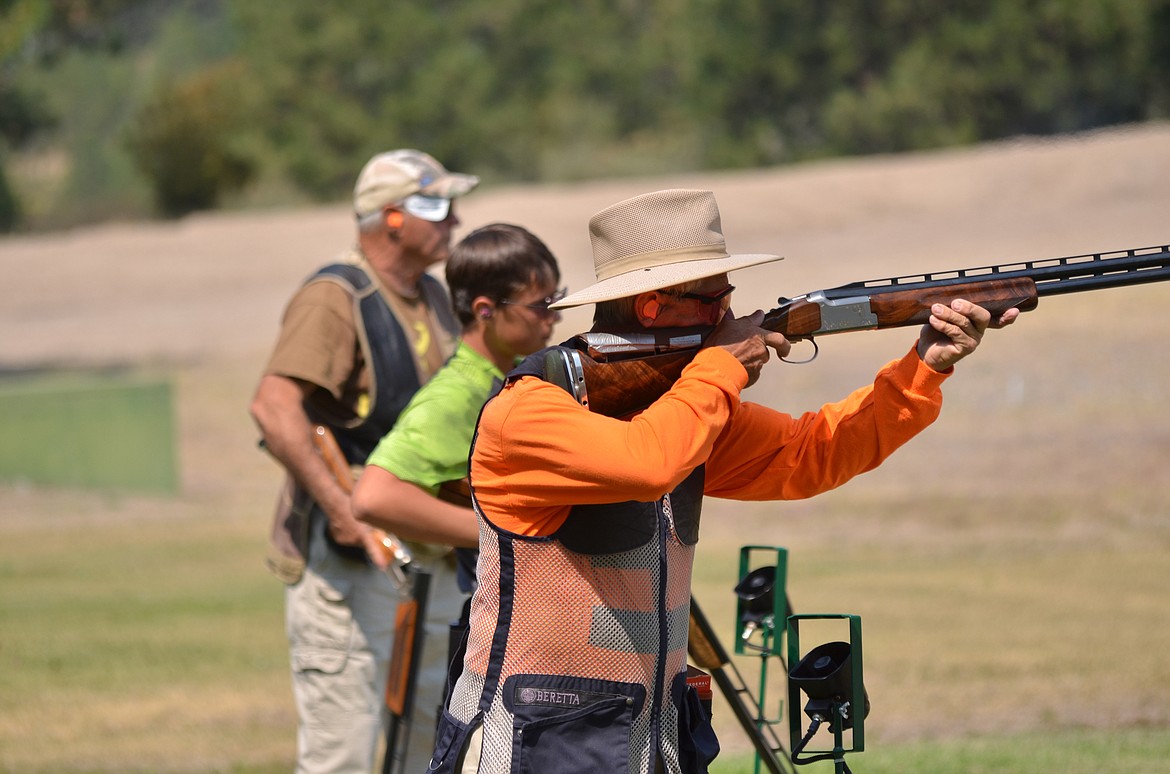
[386, 211, 404, 229]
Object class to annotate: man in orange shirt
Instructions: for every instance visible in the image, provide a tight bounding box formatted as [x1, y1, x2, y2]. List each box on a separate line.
[429, 189, 1019, 774]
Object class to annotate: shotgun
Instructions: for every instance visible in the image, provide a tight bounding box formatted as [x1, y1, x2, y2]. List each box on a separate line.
[308, 424, 431, 773]
[546, 244, 1170, 417]
[382, 566, 431, 774]
[309, 424, 413, 582]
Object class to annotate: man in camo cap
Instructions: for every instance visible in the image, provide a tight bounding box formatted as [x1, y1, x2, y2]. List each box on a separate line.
[251, 149, 477, 773]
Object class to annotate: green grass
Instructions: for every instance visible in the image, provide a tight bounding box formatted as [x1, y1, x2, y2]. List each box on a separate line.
[0, 372, 178, 493]
[688, 489, 1170, 773]
[6, 491, 1166, 772]
[715, 726, 1170, 773]
[0, 505, 293, 773]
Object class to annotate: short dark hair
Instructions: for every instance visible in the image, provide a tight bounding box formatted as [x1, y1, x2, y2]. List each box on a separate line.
[445, 224, 560, 327]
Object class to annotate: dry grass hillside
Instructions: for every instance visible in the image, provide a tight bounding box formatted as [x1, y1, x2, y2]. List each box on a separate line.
[2, 123, 1169, 765]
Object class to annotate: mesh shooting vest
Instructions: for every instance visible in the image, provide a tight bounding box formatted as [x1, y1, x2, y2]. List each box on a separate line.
[433, 349, 717, 774]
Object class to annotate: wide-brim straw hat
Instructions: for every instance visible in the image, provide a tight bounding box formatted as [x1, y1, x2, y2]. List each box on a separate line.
[550, 188, 782, 309]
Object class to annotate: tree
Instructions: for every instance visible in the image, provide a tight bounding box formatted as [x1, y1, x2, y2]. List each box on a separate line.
[125, 60, 255, 217]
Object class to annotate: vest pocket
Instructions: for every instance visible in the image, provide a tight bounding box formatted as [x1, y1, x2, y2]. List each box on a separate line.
[504, 674, 645, 773]
[674, 672, 720, 773]
[427, 708, 482, 773]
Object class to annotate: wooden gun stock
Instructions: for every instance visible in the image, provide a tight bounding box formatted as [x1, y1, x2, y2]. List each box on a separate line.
[762, 277, 1038, 339]
[311, 424, 356, 495]
[551, 244, 1170, 418]
[437, 477, 472, 509]
[383, 568, 432, 774]
[310, 425, 412, 569]
[549, 279, 1037, 418]
[566, 350, 695, 418]
[385, 596, 420, 716]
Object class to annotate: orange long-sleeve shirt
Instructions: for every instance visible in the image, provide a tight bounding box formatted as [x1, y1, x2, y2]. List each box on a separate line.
[471, 344, 950, 536]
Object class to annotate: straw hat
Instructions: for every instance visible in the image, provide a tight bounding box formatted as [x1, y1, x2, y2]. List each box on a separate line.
[550, 188, 781, 309]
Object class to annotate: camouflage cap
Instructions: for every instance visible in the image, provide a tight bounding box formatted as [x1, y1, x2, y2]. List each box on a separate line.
[353, 149, 479, 218]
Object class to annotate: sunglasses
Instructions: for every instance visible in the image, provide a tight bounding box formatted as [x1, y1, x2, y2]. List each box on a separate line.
[671, 285, 735, 305]
[498, 287, 568, 319]
[400, 194, 452, 222]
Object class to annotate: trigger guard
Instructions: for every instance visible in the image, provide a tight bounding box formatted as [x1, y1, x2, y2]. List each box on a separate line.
[780, 337, 818, 365]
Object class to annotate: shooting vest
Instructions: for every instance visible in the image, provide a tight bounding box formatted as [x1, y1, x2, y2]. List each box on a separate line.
[263, 260, 458, 582]
[303, 261, 458, 464]
[433, 349, 718, 774]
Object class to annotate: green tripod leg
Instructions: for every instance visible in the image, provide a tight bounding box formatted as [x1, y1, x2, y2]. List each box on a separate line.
[689, 597, 795, 774]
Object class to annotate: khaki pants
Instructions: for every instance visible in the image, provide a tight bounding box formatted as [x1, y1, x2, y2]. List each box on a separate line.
[288, 510, 465, 774]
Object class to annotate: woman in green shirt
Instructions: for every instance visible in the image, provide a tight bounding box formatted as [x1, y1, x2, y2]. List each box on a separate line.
[353, 223, 562, 770]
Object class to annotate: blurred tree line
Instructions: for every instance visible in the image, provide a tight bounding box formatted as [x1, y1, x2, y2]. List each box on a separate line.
[2, 0, 1168, 231]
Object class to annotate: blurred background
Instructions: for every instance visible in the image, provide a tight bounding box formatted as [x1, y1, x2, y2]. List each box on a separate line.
[2, 0, 1168, 232]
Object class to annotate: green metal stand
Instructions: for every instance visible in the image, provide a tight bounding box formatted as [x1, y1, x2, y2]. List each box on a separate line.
[734, 546, 789, 657]
[786, 614, 865, 773]
[733, 546, 792, 774]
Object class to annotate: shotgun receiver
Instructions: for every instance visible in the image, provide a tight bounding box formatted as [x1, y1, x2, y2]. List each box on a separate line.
[546, 244, 1170, 417]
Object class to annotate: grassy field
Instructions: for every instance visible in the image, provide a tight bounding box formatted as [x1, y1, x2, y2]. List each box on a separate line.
[4, 476, 1168, 772]
[4, 487, 1169, 773]
[2, 125, 1169, 772]
[0, 498, 289, 772]
[720, 727, 1170, 773]
[4, 336, 1169, 772]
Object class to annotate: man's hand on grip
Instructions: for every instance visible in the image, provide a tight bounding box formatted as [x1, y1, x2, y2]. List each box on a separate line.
[327, 505, 390, 570]
[704, 310, 791, 387]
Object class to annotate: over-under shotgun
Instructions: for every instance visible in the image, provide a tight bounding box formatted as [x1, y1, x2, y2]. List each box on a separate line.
[545, 244, 1170, 417]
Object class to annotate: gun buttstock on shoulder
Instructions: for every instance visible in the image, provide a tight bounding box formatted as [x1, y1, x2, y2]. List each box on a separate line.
[544, 349, 589, 407]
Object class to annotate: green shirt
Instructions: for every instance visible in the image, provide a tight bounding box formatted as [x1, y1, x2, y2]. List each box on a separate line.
[366, 342, 504, 494]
